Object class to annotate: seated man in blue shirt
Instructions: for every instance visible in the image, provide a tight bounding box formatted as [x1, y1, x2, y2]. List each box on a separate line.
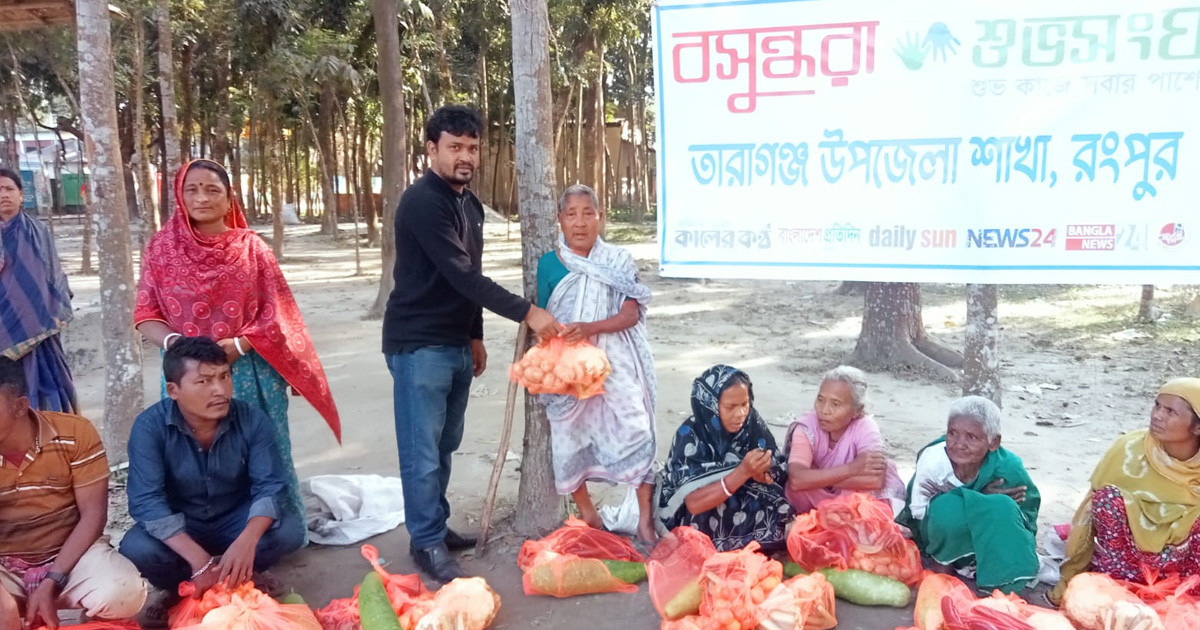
[119, 337, 304, 624]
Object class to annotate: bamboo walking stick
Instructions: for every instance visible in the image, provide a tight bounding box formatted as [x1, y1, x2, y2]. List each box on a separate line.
[476, 321, 529, 554]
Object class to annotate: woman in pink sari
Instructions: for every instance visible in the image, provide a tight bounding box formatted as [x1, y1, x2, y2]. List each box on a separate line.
[784, 366, 906, 515]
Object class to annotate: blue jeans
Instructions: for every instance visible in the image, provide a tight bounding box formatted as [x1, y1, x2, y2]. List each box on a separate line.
[118, 506, 305, 590]
[386, 345, 473, 549]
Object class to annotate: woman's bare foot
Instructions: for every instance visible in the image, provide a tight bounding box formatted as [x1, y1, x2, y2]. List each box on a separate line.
[0, 588, 20, 630]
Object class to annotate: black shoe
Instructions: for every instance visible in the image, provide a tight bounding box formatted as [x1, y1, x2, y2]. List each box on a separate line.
[411, 542, 468, 583]
[444, 528, 478, 550]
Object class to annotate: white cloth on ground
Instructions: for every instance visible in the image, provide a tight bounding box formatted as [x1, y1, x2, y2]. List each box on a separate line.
[302, 474, 405, 545]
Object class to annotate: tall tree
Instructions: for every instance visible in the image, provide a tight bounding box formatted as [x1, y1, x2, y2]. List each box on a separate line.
[156, 0, 182, 216]
[847, 283, 962, 381]
[962, 284, 1000, 405]
[511, 0, 563, 534]
[77, 0, 144, 460]
[367, 0, 408, 319]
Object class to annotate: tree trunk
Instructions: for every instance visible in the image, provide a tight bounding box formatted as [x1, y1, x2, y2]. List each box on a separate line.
[491, 97, 507, 209]
[367, 0, 407, 319]
[132, 16, 157, 232]
[475, 46, 489, 207]
[511, 0, 563, 535]
[156, 0, 182, 199]
[846, 283, 962, 381]
[553, 80, 576, 188]
[318, 82, 338, 236]
[213, 44, 232, 166]
[179, 43, 193, 160]
[581, 32, 606, 202]
[77, 0, 144, 462]
[962, 284, 1000, 406]
[269, 113, 284, 259]
[1137, 285, 1155, 323]
[117, 100, 140, 222]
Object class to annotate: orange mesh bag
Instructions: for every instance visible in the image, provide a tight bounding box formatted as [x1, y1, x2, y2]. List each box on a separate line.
[172, 582, 322, 630]
[509, 337, 612, 399]
[787, 493, 922, 585]
[517, 517, 644, 570]
[522, 555, 638, 598]
[697, 542, 783, 630]
[649, 526, 718, 620]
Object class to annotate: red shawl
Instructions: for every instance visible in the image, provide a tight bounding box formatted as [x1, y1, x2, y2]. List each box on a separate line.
[134, 159, 341, 442]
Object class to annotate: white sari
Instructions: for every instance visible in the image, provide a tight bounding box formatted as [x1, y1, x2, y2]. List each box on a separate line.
[541, 235, 657, 494]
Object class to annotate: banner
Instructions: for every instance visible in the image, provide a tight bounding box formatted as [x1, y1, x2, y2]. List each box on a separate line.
[652, 0, 1200, 283]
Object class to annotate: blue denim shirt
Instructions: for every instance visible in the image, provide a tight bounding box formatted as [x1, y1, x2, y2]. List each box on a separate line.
[126, 398, 287, 541]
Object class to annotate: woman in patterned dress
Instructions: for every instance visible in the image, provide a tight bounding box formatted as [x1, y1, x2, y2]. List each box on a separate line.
[535, 184, 657, 542]
[656, 364, 792, 552]
[1053, 377, 1200, 602]
[134, 159, 341, 523]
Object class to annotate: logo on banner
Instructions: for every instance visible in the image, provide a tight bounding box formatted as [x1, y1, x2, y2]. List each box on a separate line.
[1159, 223, 1185, 248]
[966, 228, 1056, 249]
[1065, 224, 1116, 251]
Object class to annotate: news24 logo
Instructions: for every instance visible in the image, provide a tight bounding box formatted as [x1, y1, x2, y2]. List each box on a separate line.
[965, 228, 1056, 248]
[1159, 223, 1185, 248]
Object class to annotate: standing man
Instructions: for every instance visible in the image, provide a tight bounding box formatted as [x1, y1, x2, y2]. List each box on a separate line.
[0, 167, 76, 413]
[384, 105, 560, 582]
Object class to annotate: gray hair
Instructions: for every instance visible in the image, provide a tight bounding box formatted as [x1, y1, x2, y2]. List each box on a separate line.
[820, 365, 868, 410]
[947, 395, 1002, 440]
[557, 184, 600, 213]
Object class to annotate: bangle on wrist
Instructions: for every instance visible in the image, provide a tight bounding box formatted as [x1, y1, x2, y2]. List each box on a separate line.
[190, 557, 217, 580]
[163, 333, 182, 351]
[720, 476, 733, 498]
[233, 336, 246, 356]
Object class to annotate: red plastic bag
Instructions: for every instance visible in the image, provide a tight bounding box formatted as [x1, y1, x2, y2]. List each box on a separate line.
[911, 573, 974, 630]
[31, 619, 140, 624]
[649, 526, 718, 620]
[518, 517, 644, 570]
[314, 597, 359, 630]
[172, 582, 322, 630]
[697, 542, 783, 630]
[941, 595, 1034, 630]
[787, 493, 922, 585]
[509, 337, 611, 399]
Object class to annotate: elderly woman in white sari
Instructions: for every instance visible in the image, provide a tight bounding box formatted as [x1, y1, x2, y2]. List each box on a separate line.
[535, 184, 658, 543]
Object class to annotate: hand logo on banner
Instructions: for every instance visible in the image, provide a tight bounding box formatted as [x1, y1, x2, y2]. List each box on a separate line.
[895, 22, 960, 71]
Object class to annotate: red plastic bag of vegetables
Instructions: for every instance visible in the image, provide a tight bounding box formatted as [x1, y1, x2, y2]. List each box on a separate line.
[941, 595, 1034, 630]
[172, 581, 322, 630]
[649, 526, 718, 620]
[787, 493, 922, 586]
[518, 517, 644, 570]
[509, 337, 611, 399]
[697, 542, 784, 630]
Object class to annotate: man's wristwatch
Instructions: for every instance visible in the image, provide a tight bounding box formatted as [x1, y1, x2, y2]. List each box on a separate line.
[42, 570, 68, 591]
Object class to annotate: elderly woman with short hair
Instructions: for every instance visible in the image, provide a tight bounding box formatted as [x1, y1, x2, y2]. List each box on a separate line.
[896, 396, 1041, 593]
[535, 184, 658, 542]
[784, 366, 907, 515]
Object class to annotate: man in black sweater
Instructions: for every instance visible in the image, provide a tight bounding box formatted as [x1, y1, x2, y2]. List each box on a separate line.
[383, 105, 560, 582]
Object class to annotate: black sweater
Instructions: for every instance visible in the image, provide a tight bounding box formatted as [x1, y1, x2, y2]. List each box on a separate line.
[382, 171, 530, 354]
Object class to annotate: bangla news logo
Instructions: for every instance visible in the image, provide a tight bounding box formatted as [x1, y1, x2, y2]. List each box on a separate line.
[1159, 223, 1185, 248]
[1065, 224, 1116, 251]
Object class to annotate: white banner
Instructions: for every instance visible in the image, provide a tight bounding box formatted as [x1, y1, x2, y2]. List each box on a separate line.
[652, 0, 1200, 283]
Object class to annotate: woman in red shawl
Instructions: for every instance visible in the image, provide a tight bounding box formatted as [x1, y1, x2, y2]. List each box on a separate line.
[134, 159, 340, 522]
